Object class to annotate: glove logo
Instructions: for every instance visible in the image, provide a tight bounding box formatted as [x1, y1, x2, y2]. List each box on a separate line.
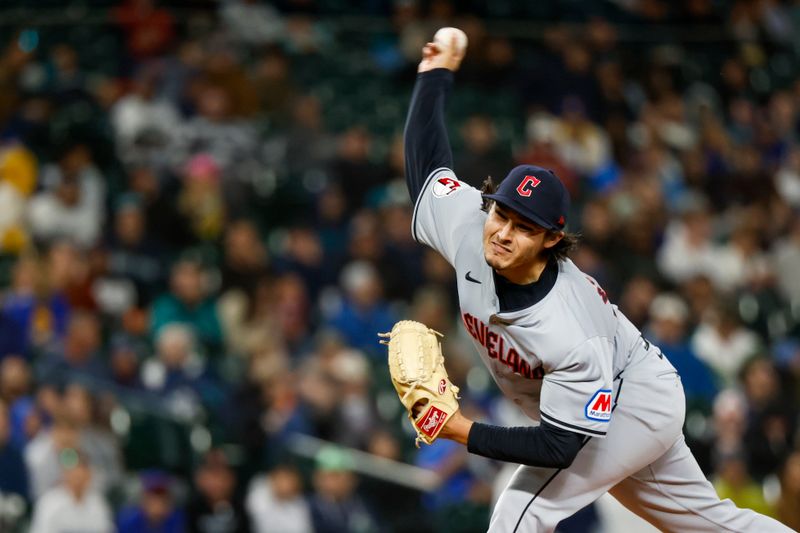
[416, 405, 448, 437]
[432, 176, 463, 198]
[585, 389, 612, 422]
[438, 379, 447, 395]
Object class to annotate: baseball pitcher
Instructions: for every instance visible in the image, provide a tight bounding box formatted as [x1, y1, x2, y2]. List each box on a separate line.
[386, 31, 795, 532]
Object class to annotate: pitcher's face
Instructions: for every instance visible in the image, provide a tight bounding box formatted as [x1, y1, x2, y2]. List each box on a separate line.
[483, 203, 561, 281]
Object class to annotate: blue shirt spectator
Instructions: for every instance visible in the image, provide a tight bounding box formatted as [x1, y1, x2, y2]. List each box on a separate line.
[646, 294, 718, 406]
[415, 439, 476, 511]
[0, 400, 28, 502]
[326, 261, 396, 358]
[36, 311, 109, 386]
[3, 257, 70, 354]
[0, 310, 25, 360]
[117, 471, 185, 533]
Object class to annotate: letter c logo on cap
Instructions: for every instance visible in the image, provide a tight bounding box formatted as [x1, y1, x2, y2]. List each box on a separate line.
[516, 175, 541, 197]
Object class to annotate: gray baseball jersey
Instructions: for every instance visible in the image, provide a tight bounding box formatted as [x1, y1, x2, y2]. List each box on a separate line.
[413, 168, 793, 533]
[414, 168, 646, 433]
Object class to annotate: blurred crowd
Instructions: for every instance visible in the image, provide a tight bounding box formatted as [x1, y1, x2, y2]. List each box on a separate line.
[1, 0, 800, 531]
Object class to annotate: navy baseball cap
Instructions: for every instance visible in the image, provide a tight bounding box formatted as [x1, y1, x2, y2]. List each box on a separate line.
[482, 165, 570, 231]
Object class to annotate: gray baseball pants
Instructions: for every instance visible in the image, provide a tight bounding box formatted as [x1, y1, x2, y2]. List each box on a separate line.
[489, 354, 793, 533]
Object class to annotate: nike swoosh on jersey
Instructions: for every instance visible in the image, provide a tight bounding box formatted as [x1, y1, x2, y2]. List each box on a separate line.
[465, 271, 481, 284]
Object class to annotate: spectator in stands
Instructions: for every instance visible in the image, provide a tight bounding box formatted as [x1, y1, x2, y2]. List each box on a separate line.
[271, 273, 312, 355]
[62, 384, 124, 494]
[0, 356, 36, 449]
[29, 448, 114, 533]
[301, 337, 376, 448]
[201, 47, 261, 119]
[517, 113, 578, 194]
[280, 226, 331, 302]
[346, 210, 384, 266]
[27, 143, 105, 249]
[456, 114, 514, 185]
[657, 193, 720, 285]
[0, 309, 25, 361]
[117, 470, 185, 533]
[25, 418, 81, 500]
[282, 94, 336, 177]
[772, 214, 800, 303]
[108, 334, 145, 390]
[774, 146, 800, 208]
[126, 164, 196, 250]
[0, 143, 37, 254]
[42, 44, 87, 100]
[151, 257, 223, 351]
[219, 275, 285, 360]
[381, 201, 425, 302]
[360, 429, 423, 531]
[113, 0, 175, 60]
[0, 399, 28, 503]
[106, 193, 166, 305]
[326, 261, 396, 359]
[220, 219, 270, 295]
[245, 464, 312, 533]
[187, 449, 251, 533]
[0, 37, 32, 128]
[3, 254, 70, 353]
[739, 358, 794, 480]
[251, 48, 295, 126]
[328, 126, 390, 209]
[680, 274, 718, 323]
[711, 389, 748, 465]
[142, 323, 222, 421]
[552, 96, 612, 178]
[177, 154, 226, 243]
[616, 274, 659, 329]
[155, 39, 205, 105]
[777, 451, 800, 531]
[712, 452, 775, 518]
[408, 288, 454, 341]
[308, 446, 379, 533]
[38, 311, 108, 385]
[47, 240, 97, 312]
[111, 67, 181, 168]
[714, 221, 772, 293]
[253, 370, 313, 465]
[416, 437, 479, 513]
[331, 352, 376, 448]
[691, 301, 761, 385]
[172, 84, 258, 205]
[645, 293, 718, 406]
[220, 0, 285, 48]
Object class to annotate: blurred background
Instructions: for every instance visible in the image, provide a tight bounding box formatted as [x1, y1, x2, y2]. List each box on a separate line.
[0, 0, 800, 532]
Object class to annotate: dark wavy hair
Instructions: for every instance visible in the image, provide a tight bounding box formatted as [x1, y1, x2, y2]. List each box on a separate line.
[480, 176, 580, 262]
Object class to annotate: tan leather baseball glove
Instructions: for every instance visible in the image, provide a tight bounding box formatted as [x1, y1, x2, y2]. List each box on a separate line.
[379, 320, 460, 447]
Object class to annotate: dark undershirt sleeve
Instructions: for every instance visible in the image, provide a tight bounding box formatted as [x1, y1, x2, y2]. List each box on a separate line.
[403, 68, 455, 203]
[467, 419, 586, 469]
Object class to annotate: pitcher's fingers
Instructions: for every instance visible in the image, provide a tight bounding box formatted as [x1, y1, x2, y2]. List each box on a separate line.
[423, 42, 440, 57]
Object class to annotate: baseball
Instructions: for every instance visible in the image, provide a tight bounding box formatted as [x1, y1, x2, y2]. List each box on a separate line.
[434, 27, 468, 55]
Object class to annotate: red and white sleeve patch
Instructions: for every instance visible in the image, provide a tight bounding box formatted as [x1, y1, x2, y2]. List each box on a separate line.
[432, 176, 463, 198]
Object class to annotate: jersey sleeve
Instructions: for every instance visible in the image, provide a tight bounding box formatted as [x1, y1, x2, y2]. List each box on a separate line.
[412, 167, 483, 265]
[538, 336, 615, 438]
